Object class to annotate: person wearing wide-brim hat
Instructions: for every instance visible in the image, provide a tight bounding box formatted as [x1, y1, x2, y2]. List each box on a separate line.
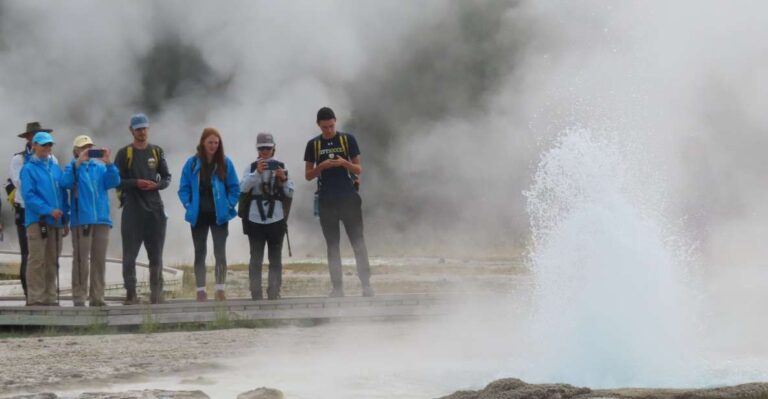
[60, 135, 120, 307]
[7, 122, 58, 300]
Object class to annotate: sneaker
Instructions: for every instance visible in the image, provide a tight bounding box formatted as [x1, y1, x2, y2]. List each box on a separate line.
[73, 300, 86, 307]
[251, 290, 263, 300]
[267, 287, 280, 300]
[361, 285, 375, 298]
[196, 290, 208, 302]
[215, 290, 226, 301]
[328, 288, 345, 298]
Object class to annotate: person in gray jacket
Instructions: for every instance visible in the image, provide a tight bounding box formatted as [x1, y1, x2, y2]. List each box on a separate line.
[240, 133, 294, 300]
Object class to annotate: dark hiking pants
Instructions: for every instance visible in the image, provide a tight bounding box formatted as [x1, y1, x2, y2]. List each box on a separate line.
[318, 192, 371, 289]
[191, 213, 228, 288]
[247, 220, 285, 297]
[14, 206, 28, 298]
[121, 204, 166, 296]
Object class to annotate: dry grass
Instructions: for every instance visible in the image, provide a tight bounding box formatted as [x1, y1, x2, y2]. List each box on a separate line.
[173, 259, 528, 299]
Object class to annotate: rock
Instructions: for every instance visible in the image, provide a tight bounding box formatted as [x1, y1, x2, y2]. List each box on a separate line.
[439, 378, 768, 399]
[237, 387, 285, 399]
[179, 376, 217, 385]
[78, 390, 209, 399]
[440, 378, 590, 399]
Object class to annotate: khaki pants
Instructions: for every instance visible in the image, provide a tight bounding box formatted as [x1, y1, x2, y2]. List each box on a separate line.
[71, 225, 110, 303]
[26, 224, 63, 305]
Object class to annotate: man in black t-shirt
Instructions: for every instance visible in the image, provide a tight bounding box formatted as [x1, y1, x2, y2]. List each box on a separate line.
[114, 113, 171, 304]
[304, 107, 373, 297]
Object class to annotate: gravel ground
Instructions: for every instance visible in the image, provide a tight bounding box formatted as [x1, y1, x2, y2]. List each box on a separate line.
[0, 329, 262, 396]
[0, 258, 526, 398]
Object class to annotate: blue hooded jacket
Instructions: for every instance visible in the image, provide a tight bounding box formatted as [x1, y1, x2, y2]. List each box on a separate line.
[178, 155, 240, 226]
[20, 155, 69, 228]
[60, 159, 121, 227]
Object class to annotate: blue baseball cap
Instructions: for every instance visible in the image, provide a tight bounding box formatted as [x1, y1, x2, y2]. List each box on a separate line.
[32, 131, 55, 145]
[130, 113, 150, 129]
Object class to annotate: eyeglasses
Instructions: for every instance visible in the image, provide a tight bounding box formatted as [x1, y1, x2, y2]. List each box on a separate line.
[257, 147, 273, 151]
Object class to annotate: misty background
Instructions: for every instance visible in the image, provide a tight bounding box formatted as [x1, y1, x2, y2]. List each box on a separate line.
[0, 0, 766, 269]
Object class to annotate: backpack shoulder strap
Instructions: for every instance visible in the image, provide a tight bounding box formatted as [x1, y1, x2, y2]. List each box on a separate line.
[126, 145, 134, 169]
[314, 137, 321, 165]
[339, 133, 349, 158]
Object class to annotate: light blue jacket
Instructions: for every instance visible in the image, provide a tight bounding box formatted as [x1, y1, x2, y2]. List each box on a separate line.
[20, 155, 69, 228]
[60, 159, 121, 227]
[178, 155, 240, 226]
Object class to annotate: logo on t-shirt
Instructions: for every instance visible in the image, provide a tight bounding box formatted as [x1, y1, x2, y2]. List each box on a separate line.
[319, 147, 346, 157]
[147, 157, 157, 170]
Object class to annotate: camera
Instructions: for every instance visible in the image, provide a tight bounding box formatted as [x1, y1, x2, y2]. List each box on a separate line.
[87, 148, 104, 158]
[39, 216, 48, 239]
[266, 160, 280, 170]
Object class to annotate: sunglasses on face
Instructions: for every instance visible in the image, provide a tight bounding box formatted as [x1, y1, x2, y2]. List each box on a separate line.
[42, 143, 54, 147]
[257, 147, 273, 151]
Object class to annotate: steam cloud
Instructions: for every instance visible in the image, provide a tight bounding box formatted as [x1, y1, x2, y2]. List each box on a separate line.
[0, 0, 766, 268]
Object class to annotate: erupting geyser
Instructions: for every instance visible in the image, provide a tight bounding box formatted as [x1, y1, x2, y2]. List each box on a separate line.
[524, 127, 697, 388]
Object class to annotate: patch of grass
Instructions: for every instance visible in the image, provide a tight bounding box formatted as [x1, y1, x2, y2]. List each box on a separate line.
[0, 262, 21, 280]
[0, 272, 19, 280]
[210, 305, 236, 329]
[139, 306, 160, 334]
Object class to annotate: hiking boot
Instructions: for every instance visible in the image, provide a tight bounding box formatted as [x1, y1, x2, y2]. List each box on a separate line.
[215, 290, 226, 301]
[73, 300, 86, 307]
[196, 290, 208, 302]
[150, 291, 165, 304]
[89, 299, 107, 307]
[267, 287, 280, 300]
[251, 290, 263, 300]
[123, 289, 139, 305]
[361, 285, 375, 298]
[328, 288, 345, 298]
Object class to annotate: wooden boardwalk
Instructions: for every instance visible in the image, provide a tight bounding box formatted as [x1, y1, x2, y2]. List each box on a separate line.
[0, 294, 446, 327]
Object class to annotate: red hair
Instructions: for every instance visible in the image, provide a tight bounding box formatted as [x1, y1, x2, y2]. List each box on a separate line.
[196, 127, 227, 181]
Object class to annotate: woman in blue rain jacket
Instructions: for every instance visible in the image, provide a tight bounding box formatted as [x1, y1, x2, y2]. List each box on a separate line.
[20, 132, 69, 306]
[178, 127, 240, 302]
[60, 135, 120, 307]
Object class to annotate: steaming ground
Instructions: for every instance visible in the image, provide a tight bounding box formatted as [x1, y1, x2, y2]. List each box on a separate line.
[3, 257, 768, 399]
[0, 257, 531, 398]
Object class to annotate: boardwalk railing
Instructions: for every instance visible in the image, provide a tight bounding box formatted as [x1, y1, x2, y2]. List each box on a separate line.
[0, 250, 183, 297]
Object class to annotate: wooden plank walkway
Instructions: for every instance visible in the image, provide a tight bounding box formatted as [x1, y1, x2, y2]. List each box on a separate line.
[0, 294, 446, 327]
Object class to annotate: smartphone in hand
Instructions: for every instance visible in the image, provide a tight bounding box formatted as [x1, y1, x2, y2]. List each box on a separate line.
[87, 149, 105, 158]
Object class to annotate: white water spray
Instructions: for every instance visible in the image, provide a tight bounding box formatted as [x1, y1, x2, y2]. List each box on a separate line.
[524, 127, 697, 388]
